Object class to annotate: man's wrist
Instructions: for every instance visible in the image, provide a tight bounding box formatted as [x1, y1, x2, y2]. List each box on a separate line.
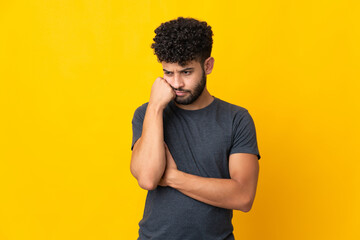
[167, 169, 183, 188]
[148, 102, 166, 113]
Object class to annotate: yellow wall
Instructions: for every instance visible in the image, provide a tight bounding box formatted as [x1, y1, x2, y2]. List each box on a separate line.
[1, 1, 359, 239]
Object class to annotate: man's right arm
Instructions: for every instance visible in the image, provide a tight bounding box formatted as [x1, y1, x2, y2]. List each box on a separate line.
[130, 77, 175, 190]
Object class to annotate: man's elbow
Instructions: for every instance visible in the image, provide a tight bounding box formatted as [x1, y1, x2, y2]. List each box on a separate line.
[240, 201, 254, 213]
[130, 167, 161, 190]
[132, 170, 159, 190]
[138, 178, 158, 191]
[234, 197, 254, 213]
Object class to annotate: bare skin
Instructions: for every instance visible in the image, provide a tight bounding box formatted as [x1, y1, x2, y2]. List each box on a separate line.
[130, 77, 175, 190]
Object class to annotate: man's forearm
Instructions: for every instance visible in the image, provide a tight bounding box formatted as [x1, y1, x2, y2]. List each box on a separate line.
[130, 103, 166, 190]
[166, 169, 254, 212]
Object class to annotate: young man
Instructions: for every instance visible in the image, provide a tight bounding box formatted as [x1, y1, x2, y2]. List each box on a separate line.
[130, 17, 261, 240]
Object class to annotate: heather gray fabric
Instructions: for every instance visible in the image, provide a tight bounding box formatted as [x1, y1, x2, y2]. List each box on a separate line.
[131, 97, 261, 240]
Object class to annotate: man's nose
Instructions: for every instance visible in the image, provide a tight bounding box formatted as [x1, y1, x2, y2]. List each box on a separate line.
[173, 73, 185, 89]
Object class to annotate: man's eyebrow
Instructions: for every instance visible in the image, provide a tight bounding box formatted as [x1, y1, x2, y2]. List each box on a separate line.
[180, 68, 194, 72]
[163, 68, 194, 72]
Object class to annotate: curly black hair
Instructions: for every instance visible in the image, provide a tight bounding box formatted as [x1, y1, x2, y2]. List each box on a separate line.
[151, 17, 213, 66]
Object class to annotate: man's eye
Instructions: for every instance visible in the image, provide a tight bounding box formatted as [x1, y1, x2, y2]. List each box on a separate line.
[183, 71, 191, 75]
[165, 72, 172, 75]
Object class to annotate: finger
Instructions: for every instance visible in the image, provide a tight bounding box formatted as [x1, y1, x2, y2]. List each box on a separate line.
[159, 178, 167, 187]
[165, 147, 171, 159]
[164, 143, 171, 154]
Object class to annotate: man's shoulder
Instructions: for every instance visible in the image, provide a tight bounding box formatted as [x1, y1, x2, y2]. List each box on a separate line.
[134, 102, 149, 113]
[132, 102, 149, 120]
[215, 97, 249, 115]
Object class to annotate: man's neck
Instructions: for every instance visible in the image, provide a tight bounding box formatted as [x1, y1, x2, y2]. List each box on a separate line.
[174, 88, 214, 110]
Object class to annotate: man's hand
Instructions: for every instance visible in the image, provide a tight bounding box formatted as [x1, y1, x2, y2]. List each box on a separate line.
[158, 145, 259, 211]
[159, 144, 178, 187]
[149, 77, 175, 110]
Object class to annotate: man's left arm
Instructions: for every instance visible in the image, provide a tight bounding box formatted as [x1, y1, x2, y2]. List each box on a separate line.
[159, 146, 260, 212]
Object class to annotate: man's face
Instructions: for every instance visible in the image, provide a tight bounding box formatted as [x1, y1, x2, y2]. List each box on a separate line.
[161, 60, 206, 105]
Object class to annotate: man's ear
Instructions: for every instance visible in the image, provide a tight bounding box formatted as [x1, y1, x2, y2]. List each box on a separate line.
[204, 57, 215, 75]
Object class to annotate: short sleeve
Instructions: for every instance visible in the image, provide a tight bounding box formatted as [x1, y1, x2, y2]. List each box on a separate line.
[230, 110, 261, 160]
[131, 104, 148, 150]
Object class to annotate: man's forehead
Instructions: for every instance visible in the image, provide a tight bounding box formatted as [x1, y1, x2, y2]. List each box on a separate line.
[161, 60, 200, 70]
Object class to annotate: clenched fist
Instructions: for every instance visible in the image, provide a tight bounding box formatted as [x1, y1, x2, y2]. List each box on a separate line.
[149, 77, 176, 110]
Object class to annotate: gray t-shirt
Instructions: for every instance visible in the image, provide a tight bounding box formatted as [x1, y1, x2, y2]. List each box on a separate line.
[131, 97, 261, 240]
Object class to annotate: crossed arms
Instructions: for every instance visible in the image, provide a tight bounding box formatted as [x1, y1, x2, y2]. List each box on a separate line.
[130, 98, 260, 212]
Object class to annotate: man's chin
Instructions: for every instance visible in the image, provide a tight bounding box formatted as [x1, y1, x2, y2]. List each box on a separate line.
[174, 96, 193, 105]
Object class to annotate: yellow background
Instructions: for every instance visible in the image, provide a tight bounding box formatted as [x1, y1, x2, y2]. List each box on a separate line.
[1, 0, 359, 239]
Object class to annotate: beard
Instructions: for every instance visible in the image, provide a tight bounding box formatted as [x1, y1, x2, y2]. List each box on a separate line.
[173, 70, 207, 105]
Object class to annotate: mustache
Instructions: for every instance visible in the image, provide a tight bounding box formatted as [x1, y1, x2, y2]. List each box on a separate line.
[170, 86, 191, 92]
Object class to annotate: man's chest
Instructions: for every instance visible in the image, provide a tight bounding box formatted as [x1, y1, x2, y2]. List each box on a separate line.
[163, 114, 233, 178]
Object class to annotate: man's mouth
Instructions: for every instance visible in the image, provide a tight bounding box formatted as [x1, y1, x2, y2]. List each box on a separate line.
[175, 90, 188, 96]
